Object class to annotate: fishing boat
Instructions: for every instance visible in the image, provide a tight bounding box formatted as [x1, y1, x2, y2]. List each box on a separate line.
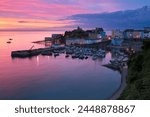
[54, 53, 59, 57]
[110, 59, 119, 64]
[65, 54, 69, 58]
[7, 41, 11, 44]
[92, 56, 97, 60]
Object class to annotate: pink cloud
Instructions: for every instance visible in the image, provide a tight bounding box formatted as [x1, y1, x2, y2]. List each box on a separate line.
[0, 0, 120, 19]
[0, 0, 91, 19]
[0, 0, 121, 30]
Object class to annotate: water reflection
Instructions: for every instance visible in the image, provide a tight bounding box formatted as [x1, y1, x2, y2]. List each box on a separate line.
[36, 56, 39, 66]
[0, 31, 121, 100]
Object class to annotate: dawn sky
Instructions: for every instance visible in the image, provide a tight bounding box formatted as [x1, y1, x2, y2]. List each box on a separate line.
[0, 0, 150, 30]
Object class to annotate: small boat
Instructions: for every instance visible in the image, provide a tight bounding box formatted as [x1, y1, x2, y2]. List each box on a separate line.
[72, 55, 76, 59]
[110, 59, 119, 64]
[65, 54, 69, 58]
[92, 56, 97, 60]
[7, 41, 11, 44]
[9, 38, 13, 40]
[79, 55, 84, 60]
[85, 56, 88, 59]
[51, 44, 65, 49]
[54, 53, 59, 57]
[99, 53, 105, 58]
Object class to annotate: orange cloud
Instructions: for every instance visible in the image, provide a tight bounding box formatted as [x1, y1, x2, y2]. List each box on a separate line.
[0, 18, 75, 30]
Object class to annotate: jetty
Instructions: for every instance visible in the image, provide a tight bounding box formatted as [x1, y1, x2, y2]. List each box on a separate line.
[11, 45, 107, 60]
[11, 48, 48, 58]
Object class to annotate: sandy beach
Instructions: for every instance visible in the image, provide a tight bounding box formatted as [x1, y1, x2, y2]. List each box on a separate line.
[109, 66, 128, 100]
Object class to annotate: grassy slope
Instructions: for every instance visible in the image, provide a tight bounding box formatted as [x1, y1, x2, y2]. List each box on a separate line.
[119, 40, 150, 100]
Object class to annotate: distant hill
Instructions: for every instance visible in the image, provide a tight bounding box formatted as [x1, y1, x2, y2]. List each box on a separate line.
[68, 6, 150, 30]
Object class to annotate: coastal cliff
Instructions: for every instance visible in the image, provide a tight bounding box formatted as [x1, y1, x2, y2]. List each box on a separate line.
[119, 40, 150, 99]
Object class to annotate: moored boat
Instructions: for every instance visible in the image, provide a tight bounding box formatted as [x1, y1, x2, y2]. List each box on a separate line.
[54, 53, 59, 57]
[65, 54, 69, 58]
[92, 56, 97, 60]
[7, 41, 11, 44]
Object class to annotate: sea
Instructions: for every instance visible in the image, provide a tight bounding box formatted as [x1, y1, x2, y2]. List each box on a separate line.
[0, 31, 121, 100]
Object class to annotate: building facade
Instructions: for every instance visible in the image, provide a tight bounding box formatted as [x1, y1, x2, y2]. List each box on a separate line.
[66, 38, 101, 45]
[123, 29, 134, 39]
[133, 30, 144, 39]
[112, 29, 123, 39]
[87, 28, 106, 39]
[111, 38, 123, 46]
[52, 34, 63, 39]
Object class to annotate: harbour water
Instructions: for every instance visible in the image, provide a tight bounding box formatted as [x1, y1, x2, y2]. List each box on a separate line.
[0, 31, 121, 100]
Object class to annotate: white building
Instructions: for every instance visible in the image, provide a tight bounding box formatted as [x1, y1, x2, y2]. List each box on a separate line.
[66, 38, 101, 45]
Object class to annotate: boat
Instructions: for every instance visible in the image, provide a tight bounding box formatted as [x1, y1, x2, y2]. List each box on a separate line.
[54, 53, 59, 57]
[92, 56, 97, 60]
[51, 44, 65, 49]
[85, 56, 88, 59]
[110, 59, 119, 64]
[99, 53, 105, 58]
[65, 54, 69, 58]
[7, 41, 11, 44]
[72, 54, 77, 59]
[9, 38, 13, 40]
[79, 55, 84, 60]
[66, 50, 73, 55]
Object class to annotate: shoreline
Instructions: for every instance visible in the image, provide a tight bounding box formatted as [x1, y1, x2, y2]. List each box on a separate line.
[109, 66, 128, 100]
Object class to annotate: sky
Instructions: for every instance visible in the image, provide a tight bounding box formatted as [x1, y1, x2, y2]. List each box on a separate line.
[0, 0, 150, 31]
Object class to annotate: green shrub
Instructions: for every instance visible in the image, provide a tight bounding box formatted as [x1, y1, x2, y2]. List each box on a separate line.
[119, 40, 150, 100]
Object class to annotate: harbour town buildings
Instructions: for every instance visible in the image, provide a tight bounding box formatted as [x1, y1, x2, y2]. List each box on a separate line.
[112, 27, 150, 40]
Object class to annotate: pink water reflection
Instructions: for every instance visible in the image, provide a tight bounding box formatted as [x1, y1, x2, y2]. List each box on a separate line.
[0, 31, 120, 100]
